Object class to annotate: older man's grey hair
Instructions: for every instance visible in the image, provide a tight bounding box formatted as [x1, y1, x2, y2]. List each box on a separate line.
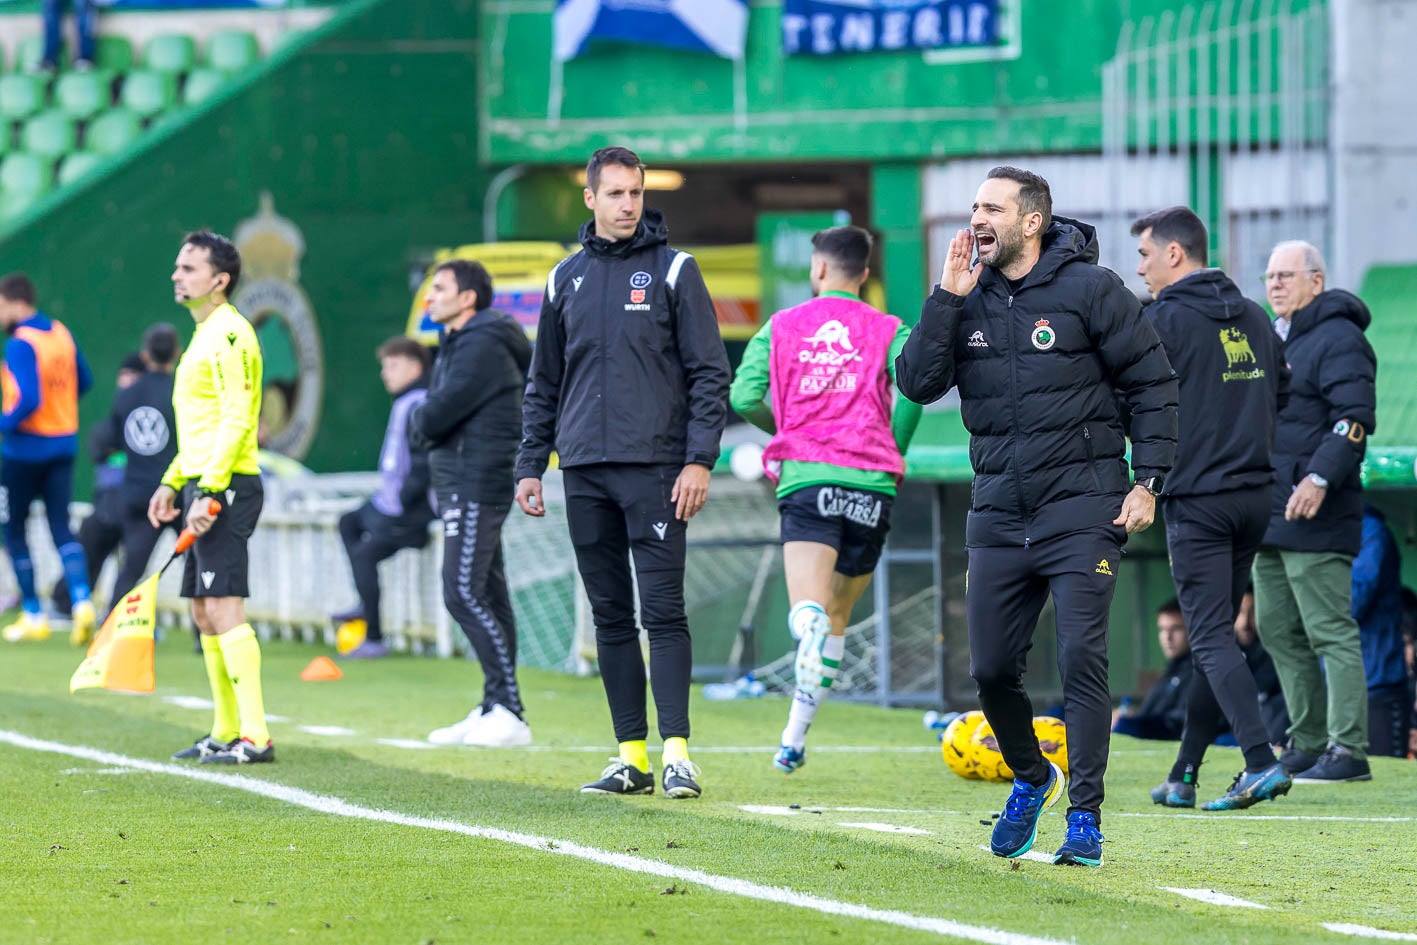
[1270, 240, 1327, 276]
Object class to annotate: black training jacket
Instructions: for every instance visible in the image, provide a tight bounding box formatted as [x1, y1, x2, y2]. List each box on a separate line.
[408, 308, 532, 504]
[515, 209, 731, 479]
[90, 370, 178, 506]
[1145, 268, 1290, 498]
[895, 217, 1178, 547]
[1263, 289, 1376, 555]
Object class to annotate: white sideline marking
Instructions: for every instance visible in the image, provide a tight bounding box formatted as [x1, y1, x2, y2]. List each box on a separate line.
[976, 845, 1052, 864]
[298, 725, 357, 737]
[1323, 924, 1417, 941]
[841, 822, 932, 835]
[1161, 888, 1268, 909]
[162, 695, 214, 710]
[0, 730, 1078, 945]
[377, 738, 437, 750]
[60, 767, 135, 776]
[740, 805, 974, 818]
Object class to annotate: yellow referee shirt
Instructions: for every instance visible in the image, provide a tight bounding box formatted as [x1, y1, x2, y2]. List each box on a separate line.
[161, 303, 263, 493]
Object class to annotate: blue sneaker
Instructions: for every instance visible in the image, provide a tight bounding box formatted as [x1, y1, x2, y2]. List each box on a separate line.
[1200, 763, 1292, 811]
[773, 744, 806, 774]
[1052, 811, 1104, 867]
[989, 760, 1065, 858]
[1149, 780, 1196, 808]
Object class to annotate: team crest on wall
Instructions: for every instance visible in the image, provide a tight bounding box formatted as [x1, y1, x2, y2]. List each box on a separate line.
[232, 192, 323, 460]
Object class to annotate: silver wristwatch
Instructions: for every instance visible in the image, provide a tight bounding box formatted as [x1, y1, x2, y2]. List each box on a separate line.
[1306, 472, 1329, 489]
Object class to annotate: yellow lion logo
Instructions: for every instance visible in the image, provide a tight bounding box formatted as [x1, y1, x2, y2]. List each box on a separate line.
[1221, 327, 1256, 368]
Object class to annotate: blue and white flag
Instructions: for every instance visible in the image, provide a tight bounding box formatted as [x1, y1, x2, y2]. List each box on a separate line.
[782, 0, 999, 57]
[554, 0, 750, 61]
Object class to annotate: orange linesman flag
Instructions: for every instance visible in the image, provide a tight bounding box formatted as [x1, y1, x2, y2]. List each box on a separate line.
[70, 574, 160, 693]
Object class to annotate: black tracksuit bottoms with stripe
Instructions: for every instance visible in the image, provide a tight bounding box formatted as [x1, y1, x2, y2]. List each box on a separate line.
[436, 491, 523, 718]
[563, 462, 691, 744]
[967, 524, 1126, 821]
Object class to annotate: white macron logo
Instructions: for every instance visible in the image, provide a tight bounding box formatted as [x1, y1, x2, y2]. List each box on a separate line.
[225, 489, 236, 507]
[573, 276, 583, 292]
[652, 522, 668, 540]
[201, 571, 216, 589]
[968, 330, 989, 348]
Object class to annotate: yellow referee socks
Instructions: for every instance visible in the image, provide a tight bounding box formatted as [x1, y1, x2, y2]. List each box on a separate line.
[200, 634, 240, 743]
[217, 624, 271, 745]
[662, 737, 690, 767]
[618, 740, 650, 774]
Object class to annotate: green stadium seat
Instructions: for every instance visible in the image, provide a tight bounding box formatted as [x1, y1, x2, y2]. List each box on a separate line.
[53, 71, 113, 120]
[95, 36, 135, 73]
[57, 151, 104, 186]
[143, 34, 196, 75]
[205, 31, 260, 74]
[182, 68, 226, 106]
[0, 151, 53, 197]
[119, 70, 176, 118]
[16, 37, 52, 73]
[20, 111, 76, 160]
[84, 108, 142, 155]
[0, 75, 47, 121]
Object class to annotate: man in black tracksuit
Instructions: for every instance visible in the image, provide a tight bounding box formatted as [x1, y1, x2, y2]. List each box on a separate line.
[515, 146, 730, 799]
[1131, 207, 1292, 811]
[87, 324, 182, 616]
[1253, 240, 1376, 784]
[410, 260, 534, 749]
[896, 167, 1177, 867]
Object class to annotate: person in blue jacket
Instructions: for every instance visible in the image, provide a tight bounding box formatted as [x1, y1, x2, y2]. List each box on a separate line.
[1353, 504, 1410, 757]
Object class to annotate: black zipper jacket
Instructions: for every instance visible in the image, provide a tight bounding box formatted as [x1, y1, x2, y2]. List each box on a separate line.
[895, 217, 1178, 547]
[1145, 268, 1289, 498]
[409, 308, 532, 504]
[1263, 289, 1376, 555]
[515, 209, 731, 479]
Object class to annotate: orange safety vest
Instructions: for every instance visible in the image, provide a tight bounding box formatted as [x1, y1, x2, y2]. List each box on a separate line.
[1, 320, 80, 437]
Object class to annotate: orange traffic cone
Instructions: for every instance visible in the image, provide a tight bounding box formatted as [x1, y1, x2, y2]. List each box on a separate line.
[301, 656, 343, 681]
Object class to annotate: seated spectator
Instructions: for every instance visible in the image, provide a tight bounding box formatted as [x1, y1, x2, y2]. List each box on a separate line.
[1114, 599, 1193, 740]
[330, 337, 435, 659]
[1354, 504, 1410, 757]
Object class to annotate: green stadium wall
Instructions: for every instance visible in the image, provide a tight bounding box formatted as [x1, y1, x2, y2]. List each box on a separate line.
[0, 0, 484, 492]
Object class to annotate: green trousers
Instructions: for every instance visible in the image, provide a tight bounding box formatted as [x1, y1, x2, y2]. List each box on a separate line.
[1252, 548, 1369, 760]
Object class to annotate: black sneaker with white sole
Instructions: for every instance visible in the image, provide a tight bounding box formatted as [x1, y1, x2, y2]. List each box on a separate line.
[172, 735, 233, 761]
[1292, 744, 1371, 783]
[662, 760, 702, 799]
[581, 759, 654, 795]
[201, 737, 275, 765]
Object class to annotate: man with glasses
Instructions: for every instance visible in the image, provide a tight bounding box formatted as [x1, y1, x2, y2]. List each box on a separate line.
[1253, 240, 1376, 783]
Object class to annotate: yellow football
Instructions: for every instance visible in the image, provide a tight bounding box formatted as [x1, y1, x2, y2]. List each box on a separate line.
[941, 710, 986, 780]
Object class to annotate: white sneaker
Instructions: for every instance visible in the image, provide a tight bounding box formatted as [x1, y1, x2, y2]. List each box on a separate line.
[464, 704, 532, 747]
[427, 707, 484, 745]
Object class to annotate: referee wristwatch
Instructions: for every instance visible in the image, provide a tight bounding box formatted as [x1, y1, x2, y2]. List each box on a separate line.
[1136, 476, 1164, 497]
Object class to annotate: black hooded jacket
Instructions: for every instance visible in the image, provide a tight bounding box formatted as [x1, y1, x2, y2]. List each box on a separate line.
[408, 308, 532, 504]
[895, 217, 1178, 547]
[1145, 268, 1290, 498]
[515, 209, 731, 478]
[1264, 289, 1376, 555]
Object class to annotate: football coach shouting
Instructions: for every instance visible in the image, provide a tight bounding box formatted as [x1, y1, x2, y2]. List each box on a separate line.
[896, 167, 1178, 867]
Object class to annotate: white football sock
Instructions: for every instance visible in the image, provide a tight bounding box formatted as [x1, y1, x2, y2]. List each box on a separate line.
[781, 631, 845, 749]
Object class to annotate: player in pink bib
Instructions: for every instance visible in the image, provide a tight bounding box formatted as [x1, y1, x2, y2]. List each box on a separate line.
[730, 226, 921, 773]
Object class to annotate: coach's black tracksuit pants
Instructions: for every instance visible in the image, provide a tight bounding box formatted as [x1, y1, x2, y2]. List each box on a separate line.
[968, 524, 1125, 820]
[437, 491, 523, 718]
[1165, 487, 1276, 775]
[563, 463, 691, 743]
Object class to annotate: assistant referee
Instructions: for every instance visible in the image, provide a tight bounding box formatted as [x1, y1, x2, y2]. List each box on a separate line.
[149, 231, 272, 765]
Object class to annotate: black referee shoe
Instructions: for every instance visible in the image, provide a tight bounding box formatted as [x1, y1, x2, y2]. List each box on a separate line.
[201, 737, 275, 765]
[580, 759, 654, 795]
[172, 735, 232, 761]
[662, 760, 702, 799]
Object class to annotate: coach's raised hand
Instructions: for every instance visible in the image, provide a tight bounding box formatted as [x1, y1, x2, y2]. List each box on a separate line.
[940, 228, 982, 297]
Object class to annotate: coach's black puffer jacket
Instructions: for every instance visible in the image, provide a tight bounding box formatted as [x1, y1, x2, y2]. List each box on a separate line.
[896, 218, 1178, 547]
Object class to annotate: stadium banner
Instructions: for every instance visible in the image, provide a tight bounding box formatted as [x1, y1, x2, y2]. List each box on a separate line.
[782, 0, 999, 57]
[553, 0, 749, 61]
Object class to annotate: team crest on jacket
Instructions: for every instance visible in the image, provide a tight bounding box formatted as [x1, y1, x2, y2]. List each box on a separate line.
[629, 271, 652, 304]
[1030, 319, 1055, 351]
